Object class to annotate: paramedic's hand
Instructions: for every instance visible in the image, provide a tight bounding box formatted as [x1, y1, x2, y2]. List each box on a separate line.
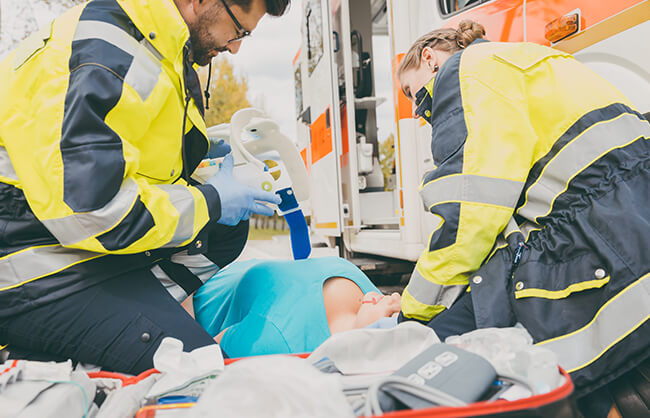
[206, 154, 281, 226]
[206, 138, 232, 159]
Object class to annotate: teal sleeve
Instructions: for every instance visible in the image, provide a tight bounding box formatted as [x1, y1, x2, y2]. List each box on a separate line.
[219, 313, 292, 358]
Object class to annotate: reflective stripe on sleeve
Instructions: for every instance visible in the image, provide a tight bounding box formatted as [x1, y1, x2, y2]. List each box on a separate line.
[537, 273, 650, 373]
[0, 245, 103, 291]
[519, 113, 650, 221]
[73, 20, 161, 101]
[405, 267, 467, 313]
[151, 264, 188, 303]
[420, 174, 523, 211]
[157, 184, 196, 248]
[0, 146, 18, 182]
[503, 217, 521, 238]
[41, 179, 139, 246]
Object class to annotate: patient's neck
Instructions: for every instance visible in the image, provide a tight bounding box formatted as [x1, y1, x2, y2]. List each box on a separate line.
[323, 277, 364, 334]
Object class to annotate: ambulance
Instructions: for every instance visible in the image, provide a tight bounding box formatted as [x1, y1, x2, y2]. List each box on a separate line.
[292, 0, 650, 277]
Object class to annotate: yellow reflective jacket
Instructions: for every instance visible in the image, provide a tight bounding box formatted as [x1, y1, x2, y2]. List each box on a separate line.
[403, 40, 650, 392]
[0, 0, 220, 314]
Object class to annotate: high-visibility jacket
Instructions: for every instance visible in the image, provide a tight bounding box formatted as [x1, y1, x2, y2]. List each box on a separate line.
[403, 39, 649, 393]
[0, 0, 222, 316]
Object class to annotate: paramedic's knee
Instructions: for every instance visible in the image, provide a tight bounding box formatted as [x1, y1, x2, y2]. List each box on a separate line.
[204, 220, 250, 268]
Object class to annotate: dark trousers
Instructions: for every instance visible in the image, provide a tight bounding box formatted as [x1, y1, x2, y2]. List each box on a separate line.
[424, 293, 650, 418]
[425, 292, 477, 341]
[0, 222, 248, 374]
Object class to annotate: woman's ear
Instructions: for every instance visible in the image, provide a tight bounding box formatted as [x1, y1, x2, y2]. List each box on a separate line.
[421, 47, 436, 71]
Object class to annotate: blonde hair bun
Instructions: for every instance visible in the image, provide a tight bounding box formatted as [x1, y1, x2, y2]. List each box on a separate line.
[456, 20, 486, 48]
[397, 19, 486, 80]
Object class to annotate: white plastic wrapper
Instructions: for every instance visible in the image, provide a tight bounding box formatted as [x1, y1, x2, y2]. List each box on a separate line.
[146, 337, 224, 400]
[188, 355, 354, 418]
[446, 326, 562, 394]
[308, 321, 439, 375]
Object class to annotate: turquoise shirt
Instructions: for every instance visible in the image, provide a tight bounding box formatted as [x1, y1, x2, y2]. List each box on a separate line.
[193, 257, 379, 357]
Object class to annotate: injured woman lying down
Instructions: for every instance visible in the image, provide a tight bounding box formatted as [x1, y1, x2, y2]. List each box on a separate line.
[192, 257, 401, 358]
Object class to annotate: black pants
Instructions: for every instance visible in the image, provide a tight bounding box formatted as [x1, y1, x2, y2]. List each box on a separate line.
[425, 293, 642, 418]
[426, 292, 477, 341]
[0, 222, 248, 374]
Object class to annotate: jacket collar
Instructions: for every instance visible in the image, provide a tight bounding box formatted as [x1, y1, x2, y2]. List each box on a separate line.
[414, 76, 436, 123]
[117, 0, 189, 65]
[414, 39, 489, 125]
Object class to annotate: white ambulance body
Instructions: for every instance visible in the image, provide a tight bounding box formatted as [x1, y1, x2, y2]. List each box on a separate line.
[294, 0, 650, 271]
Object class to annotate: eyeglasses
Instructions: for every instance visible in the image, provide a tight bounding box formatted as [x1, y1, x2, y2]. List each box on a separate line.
[220, 0, 251, 43]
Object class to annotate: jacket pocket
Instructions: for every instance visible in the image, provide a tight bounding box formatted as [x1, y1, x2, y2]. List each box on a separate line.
[512, 252, 610, 301]
[13, 22, 53, 71]
[102, 313, 164, 372]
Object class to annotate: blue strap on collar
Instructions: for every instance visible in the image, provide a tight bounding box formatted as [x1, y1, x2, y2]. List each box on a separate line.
[276, 188, 311, 260]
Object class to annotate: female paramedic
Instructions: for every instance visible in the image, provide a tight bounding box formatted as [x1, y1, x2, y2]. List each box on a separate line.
[396, 20, 649, 417]
[187, 257, 401, 358]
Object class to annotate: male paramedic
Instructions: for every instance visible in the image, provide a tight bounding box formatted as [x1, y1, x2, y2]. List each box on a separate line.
[0, 0, 289, 374]
[397, 20, 649, 417]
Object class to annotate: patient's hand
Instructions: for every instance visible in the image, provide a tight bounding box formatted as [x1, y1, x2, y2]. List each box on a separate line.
[353, 292, 401, 329]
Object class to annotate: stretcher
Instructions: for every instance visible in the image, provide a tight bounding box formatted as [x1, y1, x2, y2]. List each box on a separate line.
[83, 354, 578, 418]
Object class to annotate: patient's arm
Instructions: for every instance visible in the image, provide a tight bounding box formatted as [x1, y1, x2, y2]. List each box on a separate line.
[323, 277, 401, 334]
[214, 328, 227, 344]
[324, 277, 365, 334]
[181, 294, 195, 318]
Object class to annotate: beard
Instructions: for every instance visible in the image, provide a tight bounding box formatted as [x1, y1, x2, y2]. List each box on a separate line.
[188, 9, 228, 66]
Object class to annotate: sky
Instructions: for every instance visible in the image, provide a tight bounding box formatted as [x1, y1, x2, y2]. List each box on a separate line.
[224, 2, 303, 140]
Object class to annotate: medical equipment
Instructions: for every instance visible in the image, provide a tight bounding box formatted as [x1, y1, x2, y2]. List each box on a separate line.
[194, 108, 311, 259]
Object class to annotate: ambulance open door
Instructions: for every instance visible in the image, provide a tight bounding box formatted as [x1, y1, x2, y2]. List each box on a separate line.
[298, 0, 345, 238]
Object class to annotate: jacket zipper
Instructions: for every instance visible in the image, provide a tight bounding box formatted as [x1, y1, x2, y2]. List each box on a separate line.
[510, 241, 528, 280]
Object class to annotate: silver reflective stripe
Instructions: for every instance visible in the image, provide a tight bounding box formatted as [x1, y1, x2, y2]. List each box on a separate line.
[41, 179, 139, 246]
[151, 264, 188, 303]
[140, 38, 164, 62]
[151, 252, 217, 302]
[420, 174, 523, 210]
[157, 185, 196, 247]
[503, 217, 521, 238]
[170, 251, 218, 283]
[0, 146, 18, 181]
[406, 268, 467, 309]
[519, 114, 650, 221]
[0, 246, 101, 291]
[73, 20, 162, 100]
[520, 221, 541, 238]
[538, 273, 650, 373]
[502, 218, 541, 239]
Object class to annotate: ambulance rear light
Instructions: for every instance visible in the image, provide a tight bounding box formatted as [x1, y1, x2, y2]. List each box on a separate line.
[545, 12, 580, 43]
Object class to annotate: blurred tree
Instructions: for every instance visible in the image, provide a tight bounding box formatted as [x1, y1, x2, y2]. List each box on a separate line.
[198, 58, 251, 127]
[379, 133, 395, 189]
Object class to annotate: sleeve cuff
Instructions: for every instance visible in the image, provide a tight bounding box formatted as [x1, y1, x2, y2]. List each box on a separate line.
[196, 184, 222, 222]
[397, 311, 430, 325]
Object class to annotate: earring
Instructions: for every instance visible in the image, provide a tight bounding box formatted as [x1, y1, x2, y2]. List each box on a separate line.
[434, 64, 439, 72]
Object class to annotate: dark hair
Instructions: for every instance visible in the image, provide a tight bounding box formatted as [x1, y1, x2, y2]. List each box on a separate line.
[229, 0, 291, 16]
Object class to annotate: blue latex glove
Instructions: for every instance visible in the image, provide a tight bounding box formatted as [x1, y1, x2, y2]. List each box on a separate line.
[206, 154, 281, 226]
[206, 138, 232, 159]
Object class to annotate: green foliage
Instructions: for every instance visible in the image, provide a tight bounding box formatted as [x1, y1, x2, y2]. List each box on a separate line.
[199, 58, 251, 127]
[379, 133, 395, 188]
